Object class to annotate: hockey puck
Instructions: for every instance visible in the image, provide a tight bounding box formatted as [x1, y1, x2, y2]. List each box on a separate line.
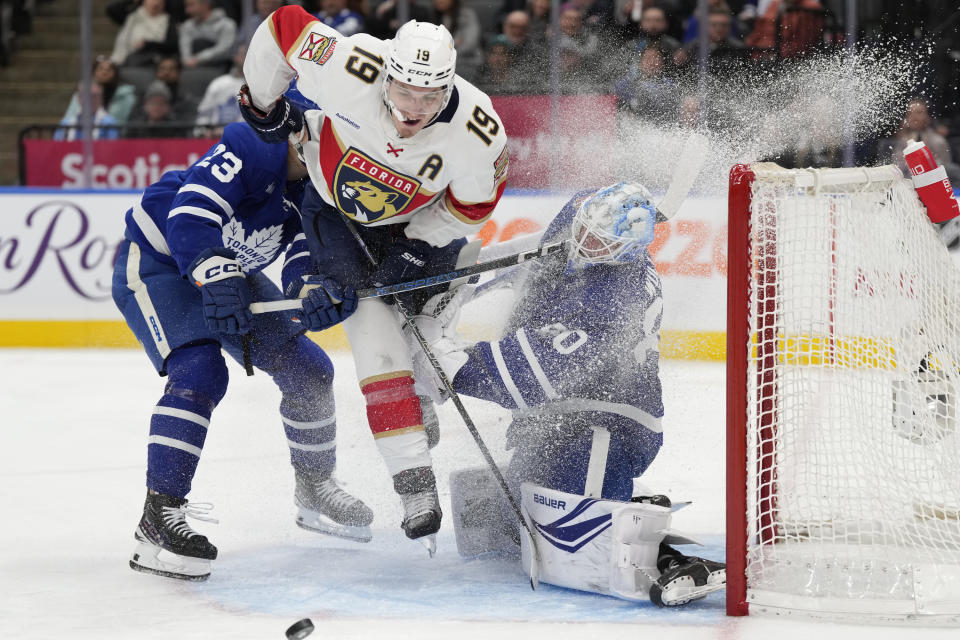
[285, 618, 315, 639]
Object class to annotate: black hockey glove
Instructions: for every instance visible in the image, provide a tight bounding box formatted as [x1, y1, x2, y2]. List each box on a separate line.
[188, 247, 253, 335]
[238, 84, 304, 144]
[372, 237, 431, 308]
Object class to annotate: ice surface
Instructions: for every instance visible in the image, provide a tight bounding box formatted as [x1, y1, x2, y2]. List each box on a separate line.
[0, 349, 956, 639]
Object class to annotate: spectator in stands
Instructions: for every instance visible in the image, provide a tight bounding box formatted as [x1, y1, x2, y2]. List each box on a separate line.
[235, 0, 285, 51]
[681, 0, 748, 44]
[107, 0, 186, 25]
[125, 79, 190, 137]
[614, 41, 677, 124]
[744, 0, 824, 60]
[634, 4, 680, 53]
[194, 43, 246, 136]
[501, 9, 544, 85]
[179, 0, 237, 70]
[674, 7, 746, 75]
[365, 0, 431, 39]
[882, 97, 960, 184]
[110, 0, 178, 67]
[551, 4, 601, 93]
[152, 54, 200, 121]
[57, 55, 138, 140]
[477, 34, 530, 95]
[314, 0, 364, 36]
[54, 82, 122, 141]
[527, 0, 551, 46]
[428, 0, 483, 83]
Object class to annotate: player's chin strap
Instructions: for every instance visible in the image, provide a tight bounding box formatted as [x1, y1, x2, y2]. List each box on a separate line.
[337, 212, 543, 589]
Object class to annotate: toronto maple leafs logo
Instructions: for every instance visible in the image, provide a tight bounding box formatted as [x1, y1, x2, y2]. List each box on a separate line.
[222, 218, 284, 273]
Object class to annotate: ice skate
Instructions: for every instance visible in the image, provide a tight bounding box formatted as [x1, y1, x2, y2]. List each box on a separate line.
[294, 469, 374, 543]
[129, 491, 218, 581]
[394, 467, 442, 555]
[648, 544, 726, 607]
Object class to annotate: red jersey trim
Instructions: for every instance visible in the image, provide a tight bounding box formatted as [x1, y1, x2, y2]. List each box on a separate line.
[269, 5, 319, 59]
[445, 179, 507, 225]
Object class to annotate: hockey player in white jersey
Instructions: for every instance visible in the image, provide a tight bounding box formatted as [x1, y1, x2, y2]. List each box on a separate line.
[238, 5, 508, 549]
[408, 184, 726, 606]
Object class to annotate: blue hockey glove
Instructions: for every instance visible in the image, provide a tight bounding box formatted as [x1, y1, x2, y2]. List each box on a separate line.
[373, 237, 431, 307]
[289, 275, 358, 332]
[238, 84, 304, 144]
[188, 247, 253, 335]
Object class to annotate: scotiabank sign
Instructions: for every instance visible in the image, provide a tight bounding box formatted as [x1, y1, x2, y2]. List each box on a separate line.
[25, 96, 616, 189]
[24, 139, 214, 188]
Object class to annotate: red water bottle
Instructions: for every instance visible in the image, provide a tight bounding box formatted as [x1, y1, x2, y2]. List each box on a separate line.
[903, 140, 960, 223]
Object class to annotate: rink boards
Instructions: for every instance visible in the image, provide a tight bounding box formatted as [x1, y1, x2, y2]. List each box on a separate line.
[0, 188, 727, 360]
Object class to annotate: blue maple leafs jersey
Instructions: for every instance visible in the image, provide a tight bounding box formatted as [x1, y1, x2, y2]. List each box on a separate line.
[123, 122, 310, 281]
[452, 191, 665, 444]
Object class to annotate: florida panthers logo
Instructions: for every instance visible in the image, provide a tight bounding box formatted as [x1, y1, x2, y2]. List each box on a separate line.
[334, 148, 421, 223]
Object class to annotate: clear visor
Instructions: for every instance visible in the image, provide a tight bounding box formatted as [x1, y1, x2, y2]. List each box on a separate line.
[384, 77, 448, 117]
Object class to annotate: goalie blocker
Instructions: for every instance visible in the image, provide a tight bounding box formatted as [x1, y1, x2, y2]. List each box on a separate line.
[450, 467, 726, 606]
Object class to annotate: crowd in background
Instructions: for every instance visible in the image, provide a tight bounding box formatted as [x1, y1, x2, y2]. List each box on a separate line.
[4, 0, 960, 171]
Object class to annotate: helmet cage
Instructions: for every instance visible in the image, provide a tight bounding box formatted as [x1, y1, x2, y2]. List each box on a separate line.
[570, 183, 657, 265]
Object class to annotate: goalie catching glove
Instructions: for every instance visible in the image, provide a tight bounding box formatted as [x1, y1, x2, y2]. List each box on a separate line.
[189, 247, 253, 335]
[238, 84, 304, 144]
[286, 274, 358, 332]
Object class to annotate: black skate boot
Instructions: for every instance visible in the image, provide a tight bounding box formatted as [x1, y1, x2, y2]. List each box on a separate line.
[294, 468, 374, 543]
[130, 491, 218, 581]
[394, 466, 442, 556]
[648, 543, 726, 607]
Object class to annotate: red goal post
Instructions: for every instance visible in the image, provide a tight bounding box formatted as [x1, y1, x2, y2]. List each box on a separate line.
[726, 163, 960, 623]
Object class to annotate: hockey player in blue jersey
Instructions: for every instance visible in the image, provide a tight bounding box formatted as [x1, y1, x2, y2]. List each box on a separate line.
[112, 122, 373, 582]
[409, 183, 726, 606]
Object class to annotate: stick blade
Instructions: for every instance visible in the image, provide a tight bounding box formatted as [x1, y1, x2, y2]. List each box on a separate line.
[656, 132, 710, 221]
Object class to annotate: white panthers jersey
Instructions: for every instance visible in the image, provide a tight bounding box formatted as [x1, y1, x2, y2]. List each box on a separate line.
[244, 6, 509, 247]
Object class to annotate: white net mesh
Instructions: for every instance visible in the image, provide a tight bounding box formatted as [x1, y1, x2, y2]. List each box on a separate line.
[742, 165, 960, 619]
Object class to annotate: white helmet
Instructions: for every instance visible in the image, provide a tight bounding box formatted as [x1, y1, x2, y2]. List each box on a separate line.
[383, 21, 457, 121]
[570, 183, 657, 265]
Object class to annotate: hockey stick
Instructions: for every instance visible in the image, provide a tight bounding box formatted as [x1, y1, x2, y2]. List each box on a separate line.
[249, 240, 569, 315]
[655, 131, 710, 222]
[337, 214, 543, 588]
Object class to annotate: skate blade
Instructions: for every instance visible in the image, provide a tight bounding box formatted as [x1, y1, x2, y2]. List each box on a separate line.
[130, 541, 211, 581]
[417, 534, 437, 557]
[296, 510, 373, 543]
[652, 569, 726, 607]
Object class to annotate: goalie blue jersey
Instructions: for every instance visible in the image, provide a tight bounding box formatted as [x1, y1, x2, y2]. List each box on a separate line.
[123, 122, 310, 280]
[452, 191, 665, 455]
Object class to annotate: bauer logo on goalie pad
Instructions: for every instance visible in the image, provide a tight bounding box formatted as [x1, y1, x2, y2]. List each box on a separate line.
[530, 497, 612, 553]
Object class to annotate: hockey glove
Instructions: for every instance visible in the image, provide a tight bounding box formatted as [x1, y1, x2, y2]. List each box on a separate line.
[238, 84, 304, 144]
[289, 274, 358, 332]
[188, 247, 253, 335]
[373, 237, 431, 307]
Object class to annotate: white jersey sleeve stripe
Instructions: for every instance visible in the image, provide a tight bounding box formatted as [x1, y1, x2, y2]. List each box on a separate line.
[491, 340, 529, 410]
[131, 201, 171, 256]
[283, 251, 311, 267]
[178, 183, 235, 218]
[282, 414, 336, 430]
[148, 435, 203, 457]
[168, 206, 225, 225]
[287, 439, 336, 452]
[153, 406, 211, 429]
[515, 327, 560, 400]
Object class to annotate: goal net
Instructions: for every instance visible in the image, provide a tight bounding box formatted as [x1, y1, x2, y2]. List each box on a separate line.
[726, 163, 960, 623]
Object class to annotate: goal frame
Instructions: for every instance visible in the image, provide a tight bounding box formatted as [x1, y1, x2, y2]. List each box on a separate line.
[724, 162, 960, 622]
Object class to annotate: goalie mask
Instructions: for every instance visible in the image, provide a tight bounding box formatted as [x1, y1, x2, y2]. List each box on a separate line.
[382, 21, 457, 130]
[570, 183, 657, 265]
